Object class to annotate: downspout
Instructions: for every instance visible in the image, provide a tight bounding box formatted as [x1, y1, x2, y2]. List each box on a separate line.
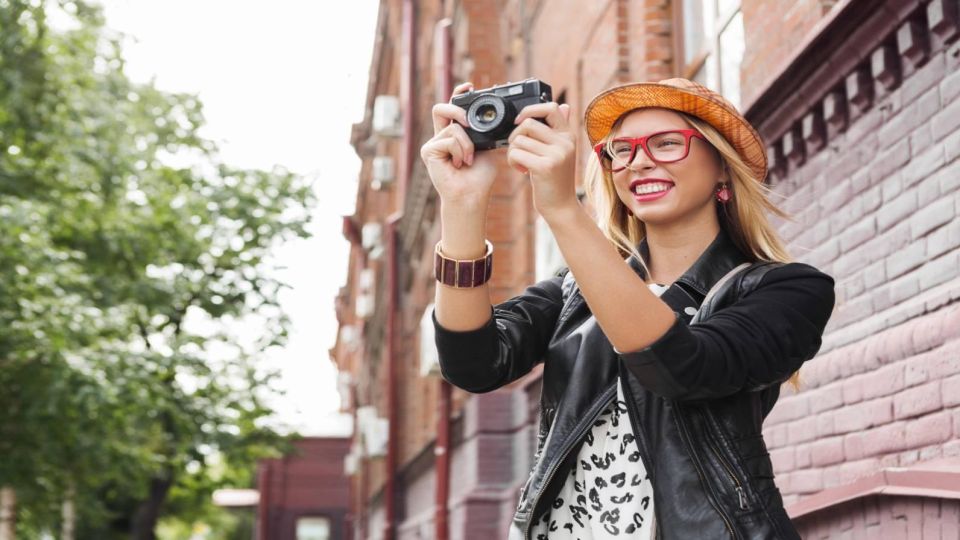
[384, 1, 415, 539]
[433, 16, 453, 540]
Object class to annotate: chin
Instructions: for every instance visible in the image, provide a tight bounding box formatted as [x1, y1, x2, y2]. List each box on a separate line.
[630, 206, 680, 225]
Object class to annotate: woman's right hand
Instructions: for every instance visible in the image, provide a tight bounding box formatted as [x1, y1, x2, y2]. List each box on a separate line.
[420, 82, 500, 207]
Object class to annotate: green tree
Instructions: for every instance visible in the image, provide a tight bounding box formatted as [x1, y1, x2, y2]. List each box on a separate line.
[0, 1, 315, 538]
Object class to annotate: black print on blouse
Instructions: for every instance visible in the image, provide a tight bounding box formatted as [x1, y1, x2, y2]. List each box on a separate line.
[589, 487, 602, 512]
[570, 504, 589, 527]
[600, 508, 621, 535]
[532, 386, 653, 538]
[611, 472, 626, 488]
[625, 512, 645, 534]
[591, 452, 615, 470]
[619, 433, 635, 455]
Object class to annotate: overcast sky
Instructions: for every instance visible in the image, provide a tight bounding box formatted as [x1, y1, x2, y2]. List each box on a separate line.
[99, 0, 380, 435]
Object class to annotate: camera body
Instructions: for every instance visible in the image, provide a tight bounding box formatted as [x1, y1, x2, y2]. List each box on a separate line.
[451, 79, 553, 151]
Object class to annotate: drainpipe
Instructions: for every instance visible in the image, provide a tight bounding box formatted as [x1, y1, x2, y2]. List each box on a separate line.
[384, 1, 415, 539]
[433, 16, 454, 540]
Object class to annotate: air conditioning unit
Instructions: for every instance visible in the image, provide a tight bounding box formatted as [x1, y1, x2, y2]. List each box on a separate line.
[371, 156, 395, 190]
[419, 304, 440, 377]
[355, 294, 374, 319]
[355, 269, 376, 319]
[356, 406, 389, 457]
[373, 95, 402, 137]
[337, 372, 353, 409]
[361, 223, 384, 259]
[344, 450, 359, 476]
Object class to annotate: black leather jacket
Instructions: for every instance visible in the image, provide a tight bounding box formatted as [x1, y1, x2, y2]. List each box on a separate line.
[434, 229, 835, 539]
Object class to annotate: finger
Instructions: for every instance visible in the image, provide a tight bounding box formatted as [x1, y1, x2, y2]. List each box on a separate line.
[450, 81, 474, 101]
[423, 136, 466, 168]
[432, 103, 469, 134]
[441, 122, 475, 165]
[509, 133, 551, 157]
[560, 103, 571, 123]
[507, 147, 546, 175]
[442, 137, 466, 168]
[510, 117, 559, 145]
[514, 102, 568, 130]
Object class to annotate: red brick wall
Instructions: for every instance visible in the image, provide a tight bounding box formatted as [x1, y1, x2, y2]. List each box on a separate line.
[741, 0, 835, 107]
[338, 0, 960, 538]
[258, 438, 352, 539]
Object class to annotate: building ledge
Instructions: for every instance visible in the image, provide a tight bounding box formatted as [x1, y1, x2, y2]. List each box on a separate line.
[787, 458, 960, 519]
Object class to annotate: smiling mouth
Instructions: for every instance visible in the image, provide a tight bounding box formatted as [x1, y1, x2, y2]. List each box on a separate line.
[633, 181, 673, 195]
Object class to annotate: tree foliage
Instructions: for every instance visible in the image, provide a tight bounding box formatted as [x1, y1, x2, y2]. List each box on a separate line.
[0, 1, 315, 537]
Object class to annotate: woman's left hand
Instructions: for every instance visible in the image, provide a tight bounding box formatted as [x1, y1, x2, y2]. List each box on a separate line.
[506, 102, 579, 220]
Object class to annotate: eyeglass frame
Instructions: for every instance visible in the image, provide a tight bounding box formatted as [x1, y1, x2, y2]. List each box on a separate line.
[593, 129, 707, 173]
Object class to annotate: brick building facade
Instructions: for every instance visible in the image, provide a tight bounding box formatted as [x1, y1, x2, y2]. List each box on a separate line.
[331, 0, 960, 538]
[256, 437, 352, 539]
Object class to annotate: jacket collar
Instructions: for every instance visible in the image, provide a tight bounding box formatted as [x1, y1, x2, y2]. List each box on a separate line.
[628, 226, 750, 297]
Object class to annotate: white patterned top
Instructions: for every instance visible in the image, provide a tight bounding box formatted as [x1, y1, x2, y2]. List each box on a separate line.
[529, 283, 666, 539]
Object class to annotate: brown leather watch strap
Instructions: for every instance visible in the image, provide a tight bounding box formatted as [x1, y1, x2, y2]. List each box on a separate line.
[434, 241, 493, 288]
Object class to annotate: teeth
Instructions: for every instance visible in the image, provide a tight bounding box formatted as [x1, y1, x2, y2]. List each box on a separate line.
[634, 182, 672, 195]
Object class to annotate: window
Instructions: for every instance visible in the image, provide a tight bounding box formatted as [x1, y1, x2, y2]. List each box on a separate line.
[677, 0, 745, 110]
[296, 516, 331, 540]
[534, 216, 566, 283]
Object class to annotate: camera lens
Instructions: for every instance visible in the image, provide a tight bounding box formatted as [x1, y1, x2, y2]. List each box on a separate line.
[466, 95, 508, 133]
[478, 105, 498, 123]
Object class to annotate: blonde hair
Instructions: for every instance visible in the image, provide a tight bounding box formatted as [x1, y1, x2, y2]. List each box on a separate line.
[584, 110, 802, 389]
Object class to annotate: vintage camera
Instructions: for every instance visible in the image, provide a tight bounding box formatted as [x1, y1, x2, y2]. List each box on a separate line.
[451, 79, 553, 151]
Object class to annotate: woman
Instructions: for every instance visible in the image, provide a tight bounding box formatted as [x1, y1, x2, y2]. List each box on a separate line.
[421, 78, 835, 540]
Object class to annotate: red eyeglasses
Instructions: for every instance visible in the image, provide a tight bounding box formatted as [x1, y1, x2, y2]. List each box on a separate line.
[594, 129, 706, 173]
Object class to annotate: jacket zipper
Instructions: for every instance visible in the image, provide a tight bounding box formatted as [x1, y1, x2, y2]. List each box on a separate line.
[673, 408, 738, 539]
[523, 384, 617, 540]
[699, 409, 749, 511]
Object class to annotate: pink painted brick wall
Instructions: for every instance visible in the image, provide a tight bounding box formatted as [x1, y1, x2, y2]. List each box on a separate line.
[760, 5, 960, 514]
[795, 495, 960, 539]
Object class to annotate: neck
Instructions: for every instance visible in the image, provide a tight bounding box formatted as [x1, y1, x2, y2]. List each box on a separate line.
[643, 208, 721, 285]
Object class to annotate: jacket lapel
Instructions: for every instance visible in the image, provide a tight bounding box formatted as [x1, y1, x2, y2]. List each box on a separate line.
[626, 227, 750, 325]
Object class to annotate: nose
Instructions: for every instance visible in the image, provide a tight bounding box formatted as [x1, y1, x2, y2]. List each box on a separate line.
[627, 145, 657, 171]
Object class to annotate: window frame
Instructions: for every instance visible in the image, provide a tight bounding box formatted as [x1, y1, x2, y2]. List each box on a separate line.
[673, 0, 743, 98]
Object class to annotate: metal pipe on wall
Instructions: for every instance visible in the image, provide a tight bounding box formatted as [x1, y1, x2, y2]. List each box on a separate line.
[433, 16, 454, 540]
[384, 1, 416, 539]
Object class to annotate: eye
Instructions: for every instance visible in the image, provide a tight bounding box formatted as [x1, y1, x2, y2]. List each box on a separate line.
[655, 138, 682, 148]
[610, 141, 633, 157]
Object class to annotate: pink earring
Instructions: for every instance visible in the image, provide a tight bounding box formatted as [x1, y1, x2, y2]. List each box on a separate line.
[715, 182, 731, 203]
